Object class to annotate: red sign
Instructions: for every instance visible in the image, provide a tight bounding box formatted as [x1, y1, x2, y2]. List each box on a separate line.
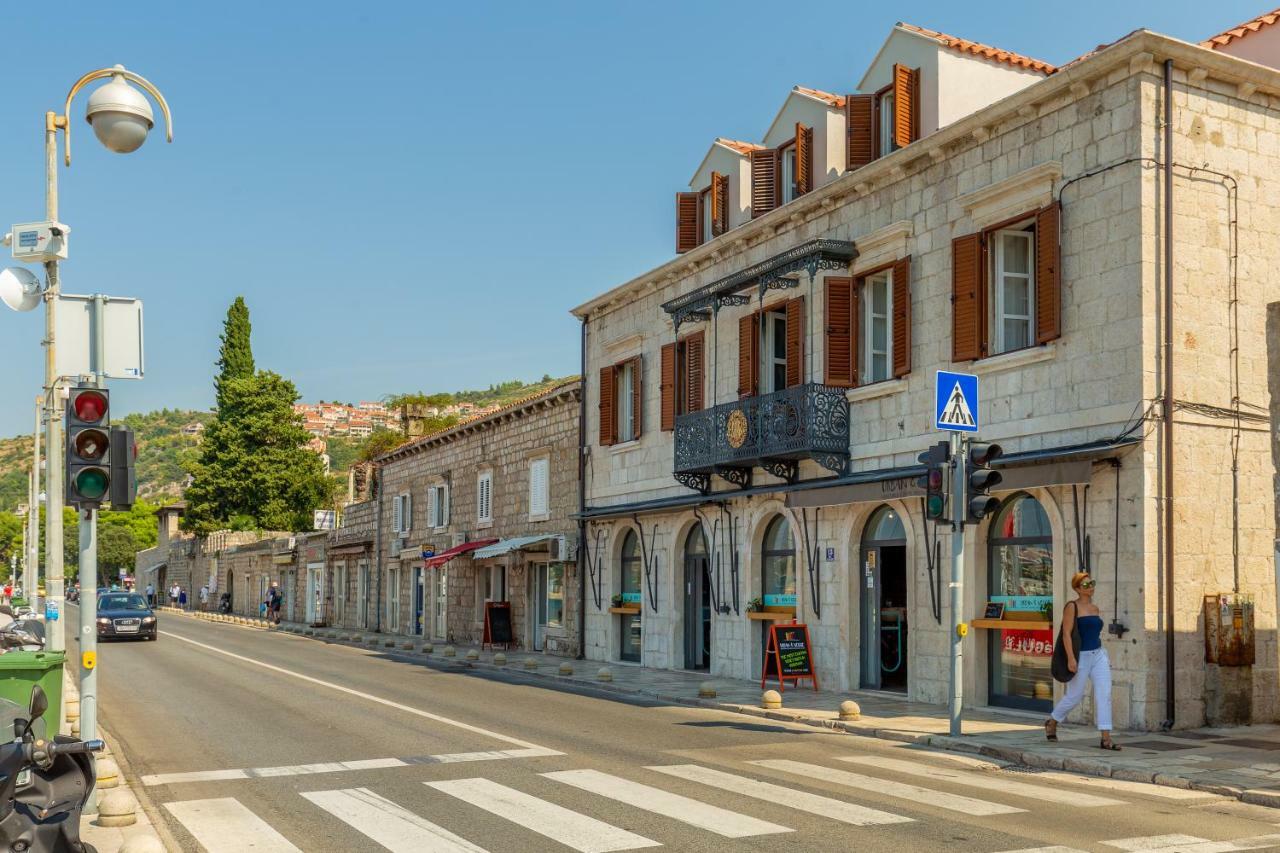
[1002, 628, 1053, 657]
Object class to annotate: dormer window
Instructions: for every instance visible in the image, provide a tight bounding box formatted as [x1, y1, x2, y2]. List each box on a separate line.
[845, 63, 919, 169]
[675, 173, 729, 254]
[779, 143, 798, 204]
[750, 123, 812, 219]
[877, 88, 897, 155]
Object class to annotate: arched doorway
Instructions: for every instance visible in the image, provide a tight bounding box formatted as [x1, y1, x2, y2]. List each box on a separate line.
[619, 530, 642, 662]
[682, 524, 711, 670]
[987, 493, 1054, 711]
[859, 505, 908, 691]
[759, 515, 797, 669]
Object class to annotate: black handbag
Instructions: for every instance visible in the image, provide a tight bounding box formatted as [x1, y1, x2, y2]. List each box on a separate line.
[1051, 601, 1082, 683]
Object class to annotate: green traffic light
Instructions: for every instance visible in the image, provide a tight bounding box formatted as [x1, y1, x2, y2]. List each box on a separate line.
[75, 468, 109, 501]
[926, 494, 945, 519]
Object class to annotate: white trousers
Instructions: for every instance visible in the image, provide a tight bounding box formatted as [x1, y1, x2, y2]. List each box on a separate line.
[1051, 647, 1112, 731]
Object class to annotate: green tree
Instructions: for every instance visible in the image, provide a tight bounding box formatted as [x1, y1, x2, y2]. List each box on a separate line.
[97, 525, 138, 583]
[184, 372, 329, 534]
[214, 297, 255, 408]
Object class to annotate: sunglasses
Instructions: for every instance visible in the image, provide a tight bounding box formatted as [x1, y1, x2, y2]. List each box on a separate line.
[1079, 579, 1096, 589]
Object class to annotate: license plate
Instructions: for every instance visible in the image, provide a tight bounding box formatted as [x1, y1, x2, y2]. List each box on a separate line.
[16, 769, 30, 787]
[116, 624, 139, 633]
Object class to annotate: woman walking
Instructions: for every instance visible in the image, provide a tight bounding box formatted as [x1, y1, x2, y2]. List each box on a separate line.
[1046, 572, 1120, 750]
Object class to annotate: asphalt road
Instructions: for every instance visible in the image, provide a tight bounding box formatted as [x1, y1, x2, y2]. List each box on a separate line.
[66, 609, 1280, 853]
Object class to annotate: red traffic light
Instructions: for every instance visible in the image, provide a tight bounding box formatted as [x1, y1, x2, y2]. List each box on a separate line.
[73, 390, 108, 423]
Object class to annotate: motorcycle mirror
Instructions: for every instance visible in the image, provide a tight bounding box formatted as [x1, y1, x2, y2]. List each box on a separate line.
[28, 685, 46, 721]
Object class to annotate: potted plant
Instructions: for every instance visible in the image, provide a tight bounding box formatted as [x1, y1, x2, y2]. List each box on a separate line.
[747, 597, 764, 613]
[610, 593, 624, 608]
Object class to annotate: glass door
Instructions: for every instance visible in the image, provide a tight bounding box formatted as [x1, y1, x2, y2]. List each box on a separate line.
[987, 494, 1054, 712]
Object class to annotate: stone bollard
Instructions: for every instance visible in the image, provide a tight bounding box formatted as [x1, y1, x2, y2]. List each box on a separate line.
[838, 700, 861, 721]
[443, 646, 456, 657]
[698, 681, 717, 698]
[71, 720, 80, 737]
[383, 638, 396, 648]
[597, 667, 613, 682]
[761, 689, 782, 710]
[465, 649, 480, 661]
[558, 662, 573, 676]
[422, 643, 434, 654]
[119, 835, 166, 853]
[524, 657, 538, 670]
[399, 641, 414, 651]
[65, 697, 80, 722]
[493, 652, 506, 666]
[96, 789, 139, 827]
[95, 758, 121, 789]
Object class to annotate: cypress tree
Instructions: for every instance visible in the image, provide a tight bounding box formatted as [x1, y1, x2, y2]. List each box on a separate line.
[214, 297, 255, 407]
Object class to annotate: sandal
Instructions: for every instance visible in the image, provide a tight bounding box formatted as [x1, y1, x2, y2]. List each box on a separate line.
[1099, 736, 1121, 751]
[1044, 719, 1058, 742]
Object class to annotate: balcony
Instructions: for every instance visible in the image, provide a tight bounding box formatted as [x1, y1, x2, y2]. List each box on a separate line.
[673, 383, 849, 493]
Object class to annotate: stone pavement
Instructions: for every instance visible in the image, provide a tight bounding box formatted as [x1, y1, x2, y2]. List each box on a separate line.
[175, 608, 1280, 810]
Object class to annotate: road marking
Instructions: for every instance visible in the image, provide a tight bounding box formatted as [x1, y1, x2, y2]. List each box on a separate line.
[544, 768, 792, 838]
[1102, 834, 1280, 852]
[647, 764, 912, 827]
[752, 758, 1024, 816]
[426, 778, 659, 852]
[838, 755, 1124, 807]
[160, 630, 559, 753]
[302, 788, 487, 853]
[1014, 768, 1220, 800]
[164, 797, 302, 852]
[142, 747, 557, 787]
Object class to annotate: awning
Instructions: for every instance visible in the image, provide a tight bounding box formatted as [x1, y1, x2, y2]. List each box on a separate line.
[143, 563, 166, 575]
[472, 535, 556, 560]
[424, 539, 498, 569]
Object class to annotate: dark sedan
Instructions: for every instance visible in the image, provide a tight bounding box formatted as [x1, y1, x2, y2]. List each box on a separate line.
[96, 593, 158, 641]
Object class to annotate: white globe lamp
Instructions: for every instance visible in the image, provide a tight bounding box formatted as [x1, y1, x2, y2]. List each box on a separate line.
[0, 267, 43, 312]
[84, 66, 154, 154]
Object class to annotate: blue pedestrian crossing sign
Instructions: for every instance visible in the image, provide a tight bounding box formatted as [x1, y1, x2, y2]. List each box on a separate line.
[935, 370, 979, 432]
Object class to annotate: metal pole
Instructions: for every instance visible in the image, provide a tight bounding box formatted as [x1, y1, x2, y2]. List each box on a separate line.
[43, 110, 65, 655]
[78, 505, 98, 812]
[27, 397, 39, 606]
[948, 431, 965, 737]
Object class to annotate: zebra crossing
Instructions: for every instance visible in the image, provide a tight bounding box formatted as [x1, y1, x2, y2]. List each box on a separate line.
[158, 752, 1271, 853]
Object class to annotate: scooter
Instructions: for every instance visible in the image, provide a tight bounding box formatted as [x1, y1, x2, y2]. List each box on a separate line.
[0, 685, 104, 852]
[0, 618, 45, 652]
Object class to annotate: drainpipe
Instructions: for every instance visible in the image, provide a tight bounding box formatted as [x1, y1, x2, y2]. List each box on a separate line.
[577, 317, 588, 660]
[1162, 58, 1176, 730]
[375, 464, 384, 634]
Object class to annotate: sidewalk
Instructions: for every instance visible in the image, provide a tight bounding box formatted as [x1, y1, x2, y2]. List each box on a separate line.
[177, 608, 1280, 809]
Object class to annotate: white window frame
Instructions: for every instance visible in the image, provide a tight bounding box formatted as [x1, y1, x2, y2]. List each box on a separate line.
[426, 483, 448, 529]
[879, 90, 896, 155]
[387, 565, 400, 633]
[761, 310, 788, 394]
[482, 565, 507, 603]
[992, 226, 1036, 355]
[700, 188, 713, 243]
[546, 562, 565, 628]
[529, 456, 550, 519]
[861, 269, 893, 385]
[432, 566, 447, 640]
[781, 147, 797, 204]
[476, 471, 493, 524]
[334, 561, 346, 623]
[357, 561, 369, 629]
[393, 492, 412, 534]
[616, 361, 636, 443]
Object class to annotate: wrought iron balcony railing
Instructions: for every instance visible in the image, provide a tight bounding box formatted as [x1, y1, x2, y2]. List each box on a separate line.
[673, 383, 849, 492]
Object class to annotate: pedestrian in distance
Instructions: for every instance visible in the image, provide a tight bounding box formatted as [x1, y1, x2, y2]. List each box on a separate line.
[3, 583, 11, 605]
[169, 583, 179, 608]
[178, 587, 188, 610]
[199, 585, 209, 612]
[1046, 571, 1120, 751]
[145, 583, 155, 608]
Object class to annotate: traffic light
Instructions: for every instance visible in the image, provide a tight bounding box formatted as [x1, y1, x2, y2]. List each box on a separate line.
[109, 425, 137, 510]
[966, 442, 1004, 523]
[66, 386, 111, 507]
[916, 442, 951, 521]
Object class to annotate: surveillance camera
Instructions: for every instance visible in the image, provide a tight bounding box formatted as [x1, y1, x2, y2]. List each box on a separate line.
[49, 227, 63, 238]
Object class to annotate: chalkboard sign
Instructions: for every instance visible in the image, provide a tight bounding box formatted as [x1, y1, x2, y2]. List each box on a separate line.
[483, 602, 513, 649]
[762, 622, 819, 691]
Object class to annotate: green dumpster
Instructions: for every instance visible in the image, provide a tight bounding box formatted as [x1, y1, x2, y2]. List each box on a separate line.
[0, 651, 65, 738]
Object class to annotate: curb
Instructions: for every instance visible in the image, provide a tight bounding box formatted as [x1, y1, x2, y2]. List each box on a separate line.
[177, 611, 1272, 809]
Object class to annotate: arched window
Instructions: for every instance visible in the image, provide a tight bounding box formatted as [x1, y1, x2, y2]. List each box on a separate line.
[987, 493, 1053, 711]
[761, 515, 796, 609]
[619, 530, 642, 662]
[685, 524, 707, 558]
[862, 505, 906, 544]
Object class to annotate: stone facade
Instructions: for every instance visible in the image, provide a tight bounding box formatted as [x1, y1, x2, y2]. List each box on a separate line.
[573, 31, 1280, 730]
[132, 505, 276, 609]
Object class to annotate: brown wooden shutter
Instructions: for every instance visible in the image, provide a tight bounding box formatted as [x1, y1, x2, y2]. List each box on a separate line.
[845, 94, 874, 170]
[824, 277, 855, 387]
[676, 192, 700, 254]
[685, 331, 705, 412]
[630, 356, 643, 440]
[1035, 201, 1062, 344]
[785, 297, 805, 388]
[892, 256, 912, 378]
[660, 342, 677, 431]
[711, 172, 728, 237]
[598, 365, 616, 446]
[750, 149, 777, 218]
[850, 279, 861, 384]
[737, 313, 759, 398]
[795, 123, 813, 195]
[893, 64, 919, 149]
[952, 234, 984, 362]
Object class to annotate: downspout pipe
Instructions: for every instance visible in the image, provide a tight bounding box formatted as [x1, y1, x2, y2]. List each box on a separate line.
[375, 464, 384, 634]
[577, 318, 588, 661]
[1162, 57, 1176, 730]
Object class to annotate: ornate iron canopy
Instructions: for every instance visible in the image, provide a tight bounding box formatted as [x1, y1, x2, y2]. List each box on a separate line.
[663, 239, 858, 328]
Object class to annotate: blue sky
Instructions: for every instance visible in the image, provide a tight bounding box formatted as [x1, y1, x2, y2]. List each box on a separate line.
[0, 0, 1259, 434]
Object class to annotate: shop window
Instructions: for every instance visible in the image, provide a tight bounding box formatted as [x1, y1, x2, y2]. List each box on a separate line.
[987, 493, 1054, 712]
[387, 566, 400, 633]
[619, 530, 642, 662]
[761, 515, 796, 609]
[546, 563, 565, 628]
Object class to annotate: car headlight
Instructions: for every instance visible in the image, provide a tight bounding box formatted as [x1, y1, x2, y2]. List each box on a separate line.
[96, 618, 110, 625]
[142, 616, 156, 624]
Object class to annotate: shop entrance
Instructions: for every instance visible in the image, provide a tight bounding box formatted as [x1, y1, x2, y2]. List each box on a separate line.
[859, 505, 908, 691]
[682, 525, 711, 670]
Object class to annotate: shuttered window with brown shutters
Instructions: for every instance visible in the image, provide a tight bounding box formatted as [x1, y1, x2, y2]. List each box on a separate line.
[675, 192, 700, 254]
[1035, 201, 1062, 344]
[845, 94, 874, 171]
[738, 313, 759, 397]
[824, 277, 855, 387]
[711, 173, 728, 237]
[795, 123, 813, 196]
[659, 343, 677, 431]
[750, 149, 778, 218]
[785, 297, 805, 388]
[628, 356, 643, 440]
[892, 256, 912, 378]
[598, 365, 617, 446]
[684, 331, 705, 412]
[951, 233, 985, 362]
[892, 64, 919, 149]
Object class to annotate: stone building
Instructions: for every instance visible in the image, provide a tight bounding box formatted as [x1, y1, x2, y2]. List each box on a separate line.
[572, 21, 1280, 730]
[132, 505, 272, 607]
[328, 380, 582, 655]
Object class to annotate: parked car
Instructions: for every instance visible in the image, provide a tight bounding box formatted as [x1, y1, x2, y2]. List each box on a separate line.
[95, 593, 157, 641]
